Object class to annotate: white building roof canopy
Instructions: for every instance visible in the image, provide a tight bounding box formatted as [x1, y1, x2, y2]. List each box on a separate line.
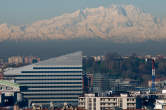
[36, 51, 82, 66]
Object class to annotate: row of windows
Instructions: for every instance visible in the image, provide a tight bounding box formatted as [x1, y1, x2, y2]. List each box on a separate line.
[21, 71, 82, 73]
[19, 82, 82, 84]
[28, 97, 78, 99]
[100, 103, 117, 106]
[21, 89, 82, 92]
[33, 67, 82, 69]
[31, 101, 77, 104]
[127, 99, 135, 101]
[16, 78, 82, 81]
[100, 98, 117, 101]
[16, 75, 82, 77]
[24, 93, 82, 96]
[23, 86, 82, 88]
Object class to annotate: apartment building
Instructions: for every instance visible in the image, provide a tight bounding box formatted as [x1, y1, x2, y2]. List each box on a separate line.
[78, 93, 136, 110]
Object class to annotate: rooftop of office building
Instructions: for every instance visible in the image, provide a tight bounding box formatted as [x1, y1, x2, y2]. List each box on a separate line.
[4, 51, 82, 75]
[36, 51, 82, 66]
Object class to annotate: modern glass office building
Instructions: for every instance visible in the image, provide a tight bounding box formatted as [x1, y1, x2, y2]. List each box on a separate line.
[4, 52, 83, 106]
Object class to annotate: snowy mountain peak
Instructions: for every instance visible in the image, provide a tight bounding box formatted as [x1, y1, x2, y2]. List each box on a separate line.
[0, 5, 166, 42]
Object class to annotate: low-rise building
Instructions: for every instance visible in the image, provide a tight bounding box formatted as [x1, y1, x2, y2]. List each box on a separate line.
[148, 78, 166, 90]
[8, 56, 23, 65]
[109, 79, 141, 91]
[154, 99, 166, 110]
[78, 93, 136, 110]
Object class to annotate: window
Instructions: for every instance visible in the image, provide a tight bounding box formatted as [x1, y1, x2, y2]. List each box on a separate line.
[33, 67, 82, 69]
[89, 98, 92, 102]
[16, 75, 82, 77]
[21, 71, 82, 73]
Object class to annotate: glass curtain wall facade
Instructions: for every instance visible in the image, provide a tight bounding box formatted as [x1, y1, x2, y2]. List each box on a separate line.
[6, 52, 83, 106]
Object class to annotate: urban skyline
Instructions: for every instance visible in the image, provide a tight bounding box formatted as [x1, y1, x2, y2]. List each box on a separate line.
[0, 0, 166, 109]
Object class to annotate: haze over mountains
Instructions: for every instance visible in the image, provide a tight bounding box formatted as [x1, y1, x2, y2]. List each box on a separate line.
[0, 5, 166, 58]
[0, 5, 166, 43]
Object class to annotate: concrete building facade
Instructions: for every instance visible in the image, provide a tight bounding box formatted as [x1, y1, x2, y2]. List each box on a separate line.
[78, 93, 136, 110]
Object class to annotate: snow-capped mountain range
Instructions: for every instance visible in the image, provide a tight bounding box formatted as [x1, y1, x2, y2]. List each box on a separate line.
[0, 5, 166, 42]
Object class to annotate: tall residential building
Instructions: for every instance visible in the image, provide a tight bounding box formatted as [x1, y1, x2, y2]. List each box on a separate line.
[4, 52, 83, 106]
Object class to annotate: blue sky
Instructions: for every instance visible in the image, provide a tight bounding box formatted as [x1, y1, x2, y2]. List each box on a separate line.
[0, 0, 166, 25]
